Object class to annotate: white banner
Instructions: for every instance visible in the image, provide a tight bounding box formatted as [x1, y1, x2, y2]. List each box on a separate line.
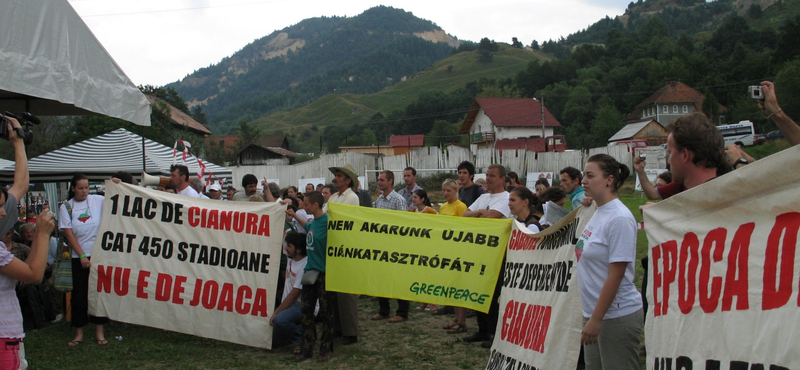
[88, 182, 285, 348]
[644, 145, 800, 369]
[486, 208, 589, 370]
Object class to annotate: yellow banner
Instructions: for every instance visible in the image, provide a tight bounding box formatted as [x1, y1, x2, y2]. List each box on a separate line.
[326, 202, 511, 313]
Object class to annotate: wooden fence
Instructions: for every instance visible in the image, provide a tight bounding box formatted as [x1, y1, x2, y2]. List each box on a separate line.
[230, 145, 659, 189]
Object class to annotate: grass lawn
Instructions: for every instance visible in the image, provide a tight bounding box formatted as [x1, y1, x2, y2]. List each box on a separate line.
[25, 297, 491, 370]
[24, 190, 656, 370]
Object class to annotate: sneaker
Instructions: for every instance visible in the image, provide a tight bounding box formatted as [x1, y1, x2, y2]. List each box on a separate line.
[51, 313, 64, 323]
[425, 305, 436, 311]
[417, 303, 428, 310]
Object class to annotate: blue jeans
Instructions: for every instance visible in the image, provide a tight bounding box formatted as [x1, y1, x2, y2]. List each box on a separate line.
[273, 303, 302, 347]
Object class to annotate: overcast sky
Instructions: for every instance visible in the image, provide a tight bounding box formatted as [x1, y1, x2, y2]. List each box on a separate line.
[67, 0, 633, 87]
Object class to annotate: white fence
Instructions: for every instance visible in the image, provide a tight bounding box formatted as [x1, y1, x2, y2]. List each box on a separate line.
[229, 145, 663, 189]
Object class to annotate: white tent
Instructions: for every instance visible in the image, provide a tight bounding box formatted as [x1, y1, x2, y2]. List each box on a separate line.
[0, 128, 231, 182]
[0, 0, 150, 126]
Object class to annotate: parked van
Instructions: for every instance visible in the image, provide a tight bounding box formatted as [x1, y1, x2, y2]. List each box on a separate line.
[717, 121, 755, 147]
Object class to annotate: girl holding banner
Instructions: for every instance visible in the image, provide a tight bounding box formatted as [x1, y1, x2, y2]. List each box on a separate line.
[60, 174, 110, 347]
[576, 154, 642, 370]
[438, 179, 468, 332]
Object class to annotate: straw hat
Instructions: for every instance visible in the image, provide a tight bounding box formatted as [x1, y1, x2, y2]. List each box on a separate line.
[328, 164, 359, 190]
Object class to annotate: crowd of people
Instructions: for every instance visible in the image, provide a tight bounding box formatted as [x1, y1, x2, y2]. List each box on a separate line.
[1, 80, 799, 368]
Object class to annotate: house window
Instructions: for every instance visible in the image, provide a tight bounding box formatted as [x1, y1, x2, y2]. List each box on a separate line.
[683, 105, 688, 113]
[662, 105, 668, 114]
[673, 105, 678, 113]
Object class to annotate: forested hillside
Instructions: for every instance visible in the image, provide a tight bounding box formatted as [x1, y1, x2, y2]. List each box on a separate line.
[169, 6, 458, 132]
[281, 0, 800, 152]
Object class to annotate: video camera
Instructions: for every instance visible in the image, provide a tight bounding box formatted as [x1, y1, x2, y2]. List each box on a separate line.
[0, 111, 40, 145]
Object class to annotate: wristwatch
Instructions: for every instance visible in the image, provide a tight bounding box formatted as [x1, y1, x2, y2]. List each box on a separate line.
[734, 157, 749, 168]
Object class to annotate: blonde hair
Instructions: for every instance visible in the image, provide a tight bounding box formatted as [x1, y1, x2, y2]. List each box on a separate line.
[248, 195, 265, 202]
[442, 178, 458, 191]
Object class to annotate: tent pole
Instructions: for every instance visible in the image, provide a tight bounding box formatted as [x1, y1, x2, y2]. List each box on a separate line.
[142, 126, 146, 173]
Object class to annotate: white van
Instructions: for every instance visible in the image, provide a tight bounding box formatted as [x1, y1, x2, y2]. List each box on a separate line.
[717, 121, 755, 147]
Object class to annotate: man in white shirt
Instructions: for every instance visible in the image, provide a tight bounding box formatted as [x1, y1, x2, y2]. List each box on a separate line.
[190, 178, 210, 199]
[463, 164, 511, 219]
[271, 232, 308, 349]
[169, 165, 200, 197]
[461, 163, 509, 347]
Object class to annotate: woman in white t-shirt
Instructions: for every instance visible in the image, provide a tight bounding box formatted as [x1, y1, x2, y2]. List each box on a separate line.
[577, 154, 642, 370]
[59, 174, 109, 347]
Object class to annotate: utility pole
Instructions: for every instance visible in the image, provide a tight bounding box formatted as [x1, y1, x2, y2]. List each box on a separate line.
[540, 92, 546, 138]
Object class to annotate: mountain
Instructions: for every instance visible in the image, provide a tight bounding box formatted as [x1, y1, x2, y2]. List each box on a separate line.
[249, 44, 549, 152]
[169, 6, 460, 132]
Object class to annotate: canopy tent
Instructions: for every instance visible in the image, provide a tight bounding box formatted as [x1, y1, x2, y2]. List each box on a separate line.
[0, 128, 231, 182]
[0, 0, 150, 126]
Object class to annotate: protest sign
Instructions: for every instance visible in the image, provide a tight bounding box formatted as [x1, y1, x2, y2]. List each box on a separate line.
[326, 202, 511, 313]
[88, 182, 285, 349]
[643, 145, 800, 369]
[486, 207, 589, 370]
[634, 168, 667, 192]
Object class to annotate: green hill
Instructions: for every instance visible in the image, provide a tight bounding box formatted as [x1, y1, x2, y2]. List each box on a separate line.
[251, 44, 549, 152]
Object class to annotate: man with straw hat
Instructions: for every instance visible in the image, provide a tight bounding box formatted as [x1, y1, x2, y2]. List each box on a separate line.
[327, 164, 360, 345]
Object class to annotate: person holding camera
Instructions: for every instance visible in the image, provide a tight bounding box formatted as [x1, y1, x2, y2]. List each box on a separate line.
[0, 116, 30, 238]
[758, 81, 800, 146]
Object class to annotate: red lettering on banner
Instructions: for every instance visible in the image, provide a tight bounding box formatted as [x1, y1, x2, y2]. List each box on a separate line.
[678, 234, 699, 314]
[252, 288, 269, 317]
[185, 278, 268, 317]
[218, 283, 234, 312]
[722, 223, 753, 311]
[155, 273, 173, 302]
[235, 285, 253, 314]
[652, 244, 663, 316]
[763, 212, 800, 310]
[661, 240, 678, 315]
[508, 229, 539, 251]
[96, 265, 131, 296]
[137, 270, 151, 299]
[187, 207, 270, 236]
[500, 300, 551, 353]
[202, 280, 220, 309]
[699, 227, 725, 313]
[173, 275, 187, 304]
[652, 213, 798, 317]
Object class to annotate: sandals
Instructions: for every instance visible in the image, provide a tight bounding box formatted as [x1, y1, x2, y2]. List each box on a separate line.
[446, 323, 467, 334]
[97, 339, 109, 346]
[443, 319, 458, 329]
[292, 346, 301, 355]
[318, 352, 332, 362]
[68, 340, 82, 347]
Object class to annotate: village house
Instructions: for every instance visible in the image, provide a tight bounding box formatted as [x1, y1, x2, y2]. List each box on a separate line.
[458, 98, 561, 152]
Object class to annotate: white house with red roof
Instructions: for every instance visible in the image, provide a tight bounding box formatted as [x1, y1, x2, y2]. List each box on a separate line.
[458, 98, 562, 152]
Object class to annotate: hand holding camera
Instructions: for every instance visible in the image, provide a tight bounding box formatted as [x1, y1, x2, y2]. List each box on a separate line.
[0, 111, 39, 145]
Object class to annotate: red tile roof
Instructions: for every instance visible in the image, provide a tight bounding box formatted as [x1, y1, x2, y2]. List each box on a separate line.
[459, 98, 561, 134]
[389, 134, 424, 147]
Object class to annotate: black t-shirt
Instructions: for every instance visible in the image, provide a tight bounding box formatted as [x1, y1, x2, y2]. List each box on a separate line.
[458, 183, 484, 208]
